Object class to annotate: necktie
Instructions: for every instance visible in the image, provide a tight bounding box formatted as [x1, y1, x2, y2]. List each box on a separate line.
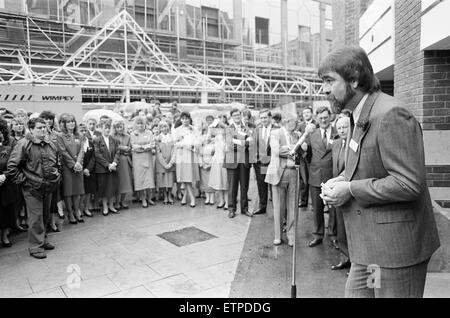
[323, 130, 327, 147]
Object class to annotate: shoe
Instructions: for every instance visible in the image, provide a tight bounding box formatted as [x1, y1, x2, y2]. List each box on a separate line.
[49, 225, 60, 233]
[190, 204, 196, 208]
[252, 208, 266, 215]
[308, 238, 323, 248]
[109, 208, 119, 214]
[57, 210, 65, 219]
[148, 200, 155, 206]
[242, 211, 253, 217]
[15, 225, 27, 232]
[331, 239, 340, 250]
[30, 252, 46, 259]
[83, 210, 93, 217]
[216, 204, 225, 209]
[224, 207, 228, 210]
[142, 202, 148, 208]
[1, 241, 12, 248]
[75, 216, 85, 223]
[102, 210, 109, 216]
[331, 260, 351, 270]
[120, 204, 129, 209]
[228, 211, 236, 218]
[288, 239, 294, 247]
[298, 203, 308, 208]
[43, 242, 55, 250]
[69, 220, 77, 225]
[273, 239, 281, 246]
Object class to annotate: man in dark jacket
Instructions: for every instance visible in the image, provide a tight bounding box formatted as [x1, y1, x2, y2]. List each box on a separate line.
[7, 118, 60, 259]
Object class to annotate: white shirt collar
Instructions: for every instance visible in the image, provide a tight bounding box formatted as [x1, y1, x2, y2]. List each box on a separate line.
[352, 93, 369, 124]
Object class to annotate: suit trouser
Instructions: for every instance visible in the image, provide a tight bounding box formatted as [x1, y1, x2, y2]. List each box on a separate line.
[227, 164, 250, 213]
[336, 207, 348, 257]
[23, 189, 52, 254]
[253, 163, 268, 211]
[272, 168, 298, 242]
[345, 259, 430, 298]
[298, 159, 309, 205]
[310, 186, 336, 239]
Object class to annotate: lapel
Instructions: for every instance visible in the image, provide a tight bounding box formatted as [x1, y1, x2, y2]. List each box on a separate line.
[101, 136, 112, 161]
[345, 91, 381, 181]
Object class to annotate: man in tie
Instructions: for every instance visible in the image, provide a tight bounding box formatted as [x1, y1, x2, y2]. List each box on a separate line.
[303, 106, 338, 248]
[297, 106, 319, 207]
[252, 109, 275, 215]
[320, 46, 440, 298]
[224, 109, 255, 218]
[265, 112, 300, 246]
[330, 115, 351, 271]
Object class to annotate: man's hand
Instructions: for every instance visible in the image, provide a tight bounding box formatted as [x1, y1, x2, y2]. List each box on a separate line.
[305, 123, 316, 134]
[325, 176, 346, 188]
[0, 174, 6, 186]
[83, 169, 90, 177]
[74, 162, 83, 173]
[321, 181, 353, 207]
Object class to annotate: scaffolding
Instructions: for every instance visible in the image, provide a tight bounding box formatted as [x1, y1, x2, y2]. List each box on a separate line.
[0, 9, 326, 107]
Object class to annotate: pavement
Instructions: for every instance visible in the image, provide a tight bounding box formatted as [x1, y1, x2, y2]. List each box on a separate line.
[0, 172, 448, 298]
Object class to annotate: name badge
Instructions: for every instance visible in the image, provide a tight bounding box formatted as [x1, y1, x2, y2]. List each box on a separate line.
[349, 139, 358, 152]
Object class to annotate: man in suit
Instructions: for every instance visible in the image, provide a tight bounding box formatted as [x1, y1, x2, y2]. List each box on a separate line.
[297, 106, 319, 207]
[303, 106, 338, 248]
[252, 109, 275, 215]
[320, 46, 440, 298]
[224, 109, 255, 218]
[330, 115, 351, 271]
[265, 112, 300, 246]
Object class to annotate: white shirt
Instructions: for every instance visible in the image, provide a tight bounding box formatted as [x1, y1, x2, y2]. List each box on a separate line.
[352, 93, 369, 125]
[320, 126, 332, 145]
[262, 124, 272, 144]
[103, 135, 110, 151]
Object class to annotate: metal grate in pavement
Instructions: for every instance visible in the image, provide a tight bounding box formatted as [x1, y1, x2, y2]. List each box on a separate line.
[157, 226, 217, 247]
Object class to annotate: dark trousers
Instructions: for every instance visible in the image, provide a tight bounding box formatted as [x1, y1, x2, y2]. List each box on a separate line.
[336, 207, 348, 257]
[253, 163, 268, 211]
[227, 164, 250, 213]
[310, 186, 336, 239]
[23, 189, 52, 254]
[298, 159, 309, 205]
[345, 259, 430, 298]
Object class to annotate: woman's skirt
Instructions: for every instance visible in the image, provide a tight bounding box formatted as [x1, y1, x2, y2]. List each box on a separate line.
[97, 172, 118, 198]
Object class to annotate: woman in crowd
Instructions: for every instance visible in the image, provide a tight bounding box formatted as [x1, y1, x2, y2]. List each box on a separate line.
[10, 117, 26, 146]
[0, 120, 20, 247]
[208, 119, 228, 209]
[57, 113, 85, 224]
[13, 109, 29, 128]
[173, 112, 200, 207]
[93, 121, 120, 216]
[155, 120, 176, 204]
[78, 123, 96, 217]
[199, 121, 215, 205]
[130, 116, 156, 208]
[112, 119, 134, 209]
[151, 123, 160, 200]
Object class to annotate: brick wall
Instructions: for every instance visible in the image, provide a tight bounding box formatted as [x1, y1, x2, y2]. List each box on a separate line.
[394, 0, 424, 118]
[422, 50, 450, 130]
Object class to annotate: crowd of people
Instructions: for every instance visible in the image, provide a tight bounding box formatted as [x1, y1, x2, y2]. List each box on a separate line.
[0, 45, 441, 298]
[0, 100, 351, 265]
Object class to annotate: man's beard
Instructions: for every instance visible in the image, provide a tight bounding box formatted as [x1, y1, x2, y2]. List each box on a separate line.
[327, 84, 356, 114]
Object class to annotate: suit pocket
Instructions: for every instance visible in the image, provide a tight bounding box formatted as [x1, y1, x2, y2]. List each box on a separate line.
[375, 206, 416, 224]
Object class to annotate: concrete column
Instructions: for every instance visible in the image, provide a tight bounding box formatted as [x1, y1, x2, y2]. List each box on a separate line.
[233, 0, 243, 61]
[176, 0, 188, 60]
[281, 0, 288, 70]
[319, 1, 326, 63]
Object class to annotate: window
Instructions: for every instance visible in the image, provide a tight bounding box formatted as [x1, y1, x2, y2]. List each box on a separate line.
[202, 6, 219, 38]
[255, 17, 269, 45]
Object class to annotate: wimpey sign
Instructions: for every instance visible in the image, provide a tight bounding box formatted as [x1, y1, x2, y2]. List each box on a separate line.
[0, 85, 83, 120]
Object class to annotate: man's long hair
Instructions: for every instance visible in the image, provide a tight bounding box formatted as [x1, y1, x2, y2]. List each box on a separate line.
[318, 46, 381, 94]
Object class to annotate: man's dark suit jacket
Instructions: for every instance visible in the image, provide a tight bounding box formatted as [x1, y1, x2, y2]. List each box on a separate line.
[93, 136, 120, 174]
[223, 122, 256, 170]
[332, 138, 346, 178]
[306, 127, 338, 187]
[342, 91, 440, 268]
